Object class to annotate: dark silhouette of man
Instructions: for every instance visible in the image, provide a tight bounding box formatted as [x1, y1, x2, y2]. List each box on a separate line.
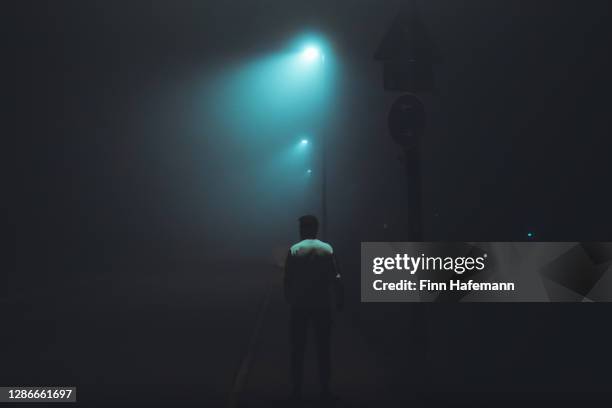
[284, 215, 344, 402]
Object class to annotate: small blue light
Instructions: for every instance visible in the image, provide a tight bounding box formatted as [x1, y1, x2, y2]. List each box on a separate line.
[527, 232, 534, 238]
[307, 169, 312, 174]
[300, 139, 309, 145]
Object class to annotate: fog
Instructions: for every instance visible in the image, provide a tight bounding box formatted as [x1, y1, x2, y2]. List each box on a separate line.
[15, 0, 612, 281]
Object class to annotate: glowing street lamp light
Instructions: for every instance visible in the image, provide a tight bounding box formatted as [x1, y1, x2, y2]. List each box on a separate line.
[301, 45, 322, 63]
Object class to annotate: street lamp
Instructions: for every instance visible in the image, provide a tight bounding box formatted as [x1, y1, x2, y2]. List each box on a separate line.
[302, 136, 327, 239]
[298, 134, 326, 237]
[300, 45, 322, 63]
[294, 38, 328, 238]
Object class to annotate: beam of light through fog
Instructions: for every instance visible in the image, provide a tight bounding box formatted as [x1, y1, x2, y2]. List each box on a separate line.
[190, 34, 337, 258]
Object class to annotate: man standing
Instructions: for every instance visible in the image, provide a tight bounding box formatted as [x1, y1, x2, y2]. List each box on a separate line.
[284, 215, 344, 402]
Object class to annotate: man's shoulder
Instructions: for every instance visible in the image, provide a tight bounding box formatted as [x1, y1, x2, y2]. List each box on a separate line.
[290, 239, 334, 256]
[317, 240, 334, 254]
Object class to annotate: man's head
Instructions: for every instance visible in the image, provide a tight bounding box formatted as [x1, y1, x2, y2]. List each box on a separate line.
[299, 215, 319, 240]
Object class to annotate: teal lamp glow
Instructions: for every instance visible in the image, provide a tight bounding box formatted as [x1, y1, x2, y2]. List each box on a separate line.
[300, 45, 322, 63]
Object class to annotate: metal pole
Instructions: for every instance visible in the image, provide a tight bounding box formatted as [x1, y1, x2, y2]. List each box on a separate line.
[322, 133, 328, 240]
[403, 141, 423, 241]
[320, 53, 328, 241]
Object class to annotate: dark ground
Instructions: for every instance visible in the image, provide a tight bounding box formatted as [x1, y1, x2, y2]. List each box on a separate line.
[3, 259, 612, 407]
[2, 261, 267, 407]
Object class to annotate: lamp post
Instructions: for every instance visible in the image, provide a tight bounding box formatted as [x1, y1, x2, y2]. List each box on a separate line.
[299, 43, 328, 239]
[321, 132, 327, 240]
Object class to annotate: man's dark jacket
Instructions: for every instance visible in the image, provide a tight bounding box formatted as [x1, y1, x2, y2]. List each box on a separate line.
[284, 239, 343, 310]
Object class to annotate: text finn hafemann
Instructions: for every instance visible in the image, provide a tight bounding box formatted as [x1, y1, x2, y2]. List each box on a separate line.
[371, 254, 515, 292]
